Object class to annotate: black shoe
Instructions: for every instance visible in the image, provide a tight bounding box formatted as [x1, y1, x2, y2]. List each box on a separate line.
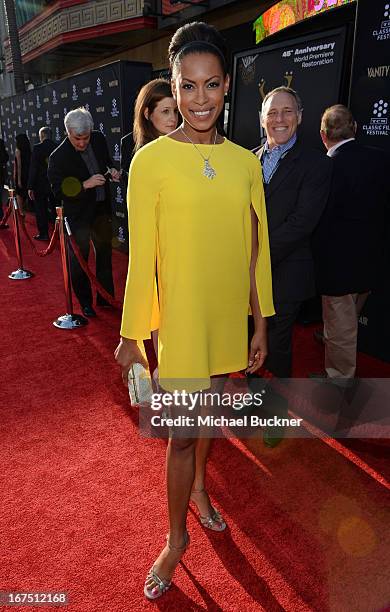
[34, 234, 49, 241]
[308, 371, 328, 379]
[82, 305, 97, 318]
[0, 223, 9, 229]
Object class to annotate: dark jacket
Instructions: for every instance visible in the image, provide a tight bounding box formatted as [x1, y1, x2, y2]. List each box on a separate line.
[0, 138, 9, 186]
[47, 130, 112, 223]
[313, 140, 390, 295]
[253, 140, 332, 303]
[28, 138, 57, 193]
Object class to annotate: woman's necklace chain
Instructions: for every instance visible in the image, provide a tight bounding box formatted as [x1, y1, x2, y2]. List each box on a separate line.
[180, 127, 218, 180]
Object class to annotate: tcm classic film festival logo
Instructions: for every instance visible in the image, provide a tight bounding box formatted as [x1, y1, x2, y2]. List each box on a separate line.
[117, 226, 126, 243]
[373, 4, 390, 41]
[96, 78, 103, 96]
[115, 186, 125, 220]
[371, 3, 390, 41]
[363, 99, 389, 137]
[115, 186, 124, 206]
[113, 143, 120, 162]
[111, 99, 119, 118]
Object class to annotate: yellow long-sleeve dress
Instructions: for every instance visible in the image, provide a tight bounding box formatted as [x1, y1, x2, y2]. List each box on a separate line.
[120, 136, 274, 392]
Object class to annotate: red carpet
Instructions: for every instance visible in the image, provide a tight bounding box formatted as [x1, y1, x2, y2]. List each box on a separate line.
[1, 217, 389, 612]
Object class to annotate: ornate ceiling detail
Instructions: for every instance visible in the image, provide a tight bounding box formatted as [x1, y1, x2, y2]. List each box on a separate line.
[5, 0, 145, 67]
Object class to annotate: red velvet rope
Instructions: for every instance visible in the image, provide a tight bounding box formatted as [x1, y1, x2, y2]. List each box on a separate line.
[10, 203, 120, 307]
[18, 212, 59, 257]
[67, 232, 122, 309]
[0, 204, 12, 227]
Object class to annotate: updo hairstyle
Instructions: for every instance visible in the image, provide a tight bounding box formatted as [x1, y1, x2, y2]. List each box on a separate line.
[168, 22, 228, 77]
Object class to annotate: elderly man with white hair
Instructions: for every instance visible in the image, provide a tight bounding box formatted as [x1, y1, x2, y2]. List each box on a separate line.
[48, 108, 120, 317]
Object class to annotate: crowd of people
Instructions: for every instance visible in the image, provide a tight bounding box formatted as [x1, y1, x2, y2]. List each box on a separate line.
[1, 19, 388, 601]
[0, 132, 31, 224]
[0, 128, 55, 238]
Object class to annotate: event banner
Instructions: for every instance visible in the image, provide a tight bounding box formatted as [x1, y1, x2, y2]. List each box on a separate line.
[349, 0, 390, 149]
[229, 27, 346, 150]
[0, 60, 152, 251]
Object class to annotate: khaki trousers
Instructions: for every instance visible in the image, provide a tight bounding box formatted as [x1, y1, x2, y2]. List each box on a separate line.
[322, 292, 369, 380]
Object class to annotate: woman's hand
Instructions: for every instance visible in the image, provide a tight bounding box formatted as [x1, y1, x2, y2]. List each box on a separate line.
[114, 337, 148, 387]
[247, 327, 268, 374]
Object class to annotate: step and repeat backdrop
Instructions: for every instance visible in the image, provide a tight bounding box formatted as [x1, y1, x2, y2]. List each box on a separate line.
[229, 13, 389, 364]
[0, 60, 152, 250]
[349, 0, 390, 363]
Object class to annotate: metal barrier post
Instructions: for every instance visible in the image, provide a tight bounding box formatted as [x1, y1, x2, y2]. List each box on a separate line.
[53, 206, 88, 329]
[8, 189, 34, 280]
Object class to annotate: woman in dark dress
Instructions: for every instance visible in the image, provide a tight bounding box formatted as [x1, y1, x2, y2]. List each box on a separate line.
[13, 133, 31, 215]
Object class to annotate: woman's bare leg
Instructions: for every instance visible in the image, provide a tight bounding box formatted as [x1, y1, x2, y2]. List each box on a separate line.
[145, 436, 195, 586]
[146, 377, 226, 591]
[167, 437, 196, 544]
[191, 377, 226, 518]
[193, 437, 212, 491]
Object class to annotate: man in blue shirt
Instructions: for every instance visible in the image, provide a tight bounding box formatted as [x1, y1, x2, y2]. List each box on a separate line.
[250, 87, 332, 445]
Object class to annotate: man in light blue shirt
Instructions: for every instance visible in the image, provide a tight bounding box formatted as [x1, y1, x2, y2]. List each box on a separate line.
[262, 132, 297, 184]
[250, 87, 332, 446]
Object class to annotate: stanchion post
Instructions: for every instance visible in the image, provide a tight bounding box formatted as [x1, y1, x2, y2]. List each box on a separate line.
[53, 206, 88, 329]
[8, 188, 34, 280]
[0, 183, 11, 229]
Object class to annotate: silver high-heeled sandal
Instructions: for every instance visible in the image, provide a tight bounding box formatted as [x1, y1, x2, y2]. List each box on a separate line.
[143, 531, 190, 600]
[190, 489, 227, 532]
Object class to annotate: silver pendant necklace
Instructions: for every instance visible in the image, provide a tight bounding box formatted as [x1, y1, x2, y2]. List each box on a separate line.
[180, 127, 218, 179]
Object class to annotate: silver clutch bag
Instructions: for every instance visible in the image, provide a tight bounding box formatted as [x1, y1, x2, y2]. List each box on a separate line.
[128, 362, 153, 405]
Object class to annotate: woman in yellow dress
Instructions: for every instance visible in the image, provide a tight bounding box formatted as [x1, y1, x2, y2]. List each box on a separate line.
[115, 21, 274, 600]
